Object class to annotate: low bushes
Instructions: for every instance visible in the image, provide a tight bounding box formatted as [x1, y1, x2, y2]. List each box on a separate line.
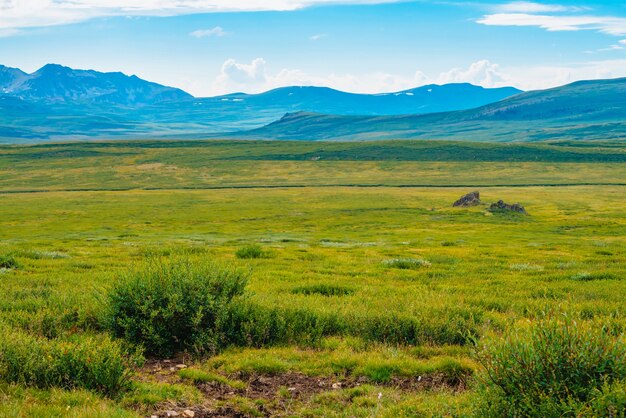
[383, 258, 431, 269]
[292, 284, 355, 297]
[0, 330, 135, 397]
[107, 258, 248, 357]
[235, 245, 267, 259]
[106, 258, 479, 358]
[0, 254, 19, 269]
[476, 317, 626, 417]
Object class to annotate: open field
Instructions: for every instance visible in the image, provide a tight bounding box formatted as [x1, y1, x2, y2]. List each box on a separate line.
[0, 140, 625, 416]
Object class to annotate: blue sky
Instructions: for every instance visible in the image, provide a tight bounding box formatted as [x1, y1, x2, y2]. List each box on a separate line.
[1, 1, 626, 96]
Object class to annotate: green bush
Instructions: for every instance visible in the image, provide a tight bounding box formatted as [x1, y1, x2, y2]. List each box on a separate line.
[292, 284, 355, 297]
[0, 330, 134, 397]
[570, 272, 616, 281]
[221, 302, 343, 348]
[0, 254, 19, 269]
[235, 245, 266, 259]
[382, 258, 431, 269]
[107, 258, 248, 357]
[476, 317, 626, 417]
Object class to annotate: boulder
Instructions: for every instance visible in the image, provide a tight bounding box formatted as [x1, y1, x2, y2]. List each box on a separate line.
[453, 191, 480, 207]
[489, 200, 527, 214]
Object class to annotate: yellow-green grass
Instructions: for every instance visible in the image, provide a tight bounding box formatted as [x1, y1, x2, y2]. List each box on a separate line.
[0, 141, 625, 415]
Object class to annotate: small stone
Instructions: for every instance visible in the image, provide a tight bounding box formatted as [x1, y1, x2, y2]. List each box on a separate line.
[183, 410, 195, 417]
[176, 364, 187, 369]
[169, 367, 176, 372]
[163, 359, 171, 363]
[151, 415, 158, 418]
[166, 411, 179, 417]
[287, 387, 296, 391]
[332, 382, 341, 389]
[417, 376, 422, 382]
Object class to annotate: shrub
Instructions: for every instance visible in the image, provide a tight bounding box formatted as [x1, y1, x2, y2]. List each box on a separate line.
[476, 317, 626, 417]
[0, 330, 135, 396]
[292, 284, 355, 297]
[11, 249, 70, 260]
[235, 245, 266, 259]
[383, 258, 431, 269]
[107, 258, 248, 357]
[222, 302, 343, 348]
[0, 254, 19, 269]
[570, 272, 616, 281]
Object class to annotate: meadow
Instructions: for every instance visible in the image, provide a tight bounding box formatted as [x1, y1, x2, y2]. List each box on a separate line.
[0, 140, 625, 417]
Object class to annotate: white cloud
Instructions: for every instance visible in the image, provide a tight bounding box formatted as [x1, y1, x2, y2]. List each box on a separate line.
[494, 2, 583, 13]
[478, 13, 626, 36]
[309, 33, 327, 41]
[0, 0, 404, 32]
[436, 60, 509, 87]
[190, 26, 226, 38]
[213, 58, 268, 93]
[204, 57, 626, 96]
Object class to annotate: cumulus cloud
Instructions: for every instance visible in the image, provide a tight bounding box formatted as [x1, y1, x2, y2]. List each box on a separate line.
[0, 0, 404, 32]
[212, 58, 269, 93]
[204, 57, 626, 96]
[436, 60, 509, 87]
[190, 26, 226, 38]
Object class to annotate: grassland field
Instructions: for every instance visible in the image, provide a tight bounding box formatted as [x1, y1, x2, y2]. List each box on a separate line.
[0, 140, 625, 417]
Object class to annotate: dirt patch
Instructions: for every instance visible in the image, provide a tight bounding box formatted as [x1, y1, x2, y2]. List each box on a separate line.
[142, 368, 467, 417]
[139, 357, 190, 384]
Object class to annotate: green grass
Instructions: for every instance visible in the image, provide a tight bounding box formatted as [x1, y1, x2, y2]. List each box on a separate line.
[178, 368, 246, 390]
[0, 140, 624, 415]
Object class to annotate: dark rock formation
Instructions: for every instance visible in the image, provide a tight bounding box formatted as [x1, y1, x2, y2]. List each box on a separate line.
[453, 191, 481, 207]
[489, 200, 527, 214]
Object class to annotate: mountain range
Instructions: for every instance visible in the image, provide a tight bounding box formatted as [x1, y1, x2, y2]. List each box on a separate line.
[0, 64, 191, 105]
[0, 63, 625, 143]
[237, 78, 626, 142]
[0, 64, 523, 142]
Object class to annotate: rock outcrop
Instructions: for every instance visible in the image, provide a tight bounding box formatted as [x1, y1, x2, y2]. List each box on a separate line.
[453, 191, 481, 207]
[489, 200, 527, 214]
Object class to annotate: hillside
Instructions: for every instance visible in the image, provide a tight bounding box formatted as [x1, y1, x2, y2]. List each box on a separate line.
[238, 78, 626, 141]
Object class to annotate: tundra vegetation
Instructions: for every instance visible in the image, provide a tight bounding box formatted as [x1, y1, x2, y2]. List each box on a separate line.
[0, 140, 625, 417]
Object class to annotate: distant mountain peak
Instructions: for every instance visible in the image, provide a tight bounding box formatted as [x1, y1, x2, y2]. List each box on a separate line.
[1, 63, 192, 106]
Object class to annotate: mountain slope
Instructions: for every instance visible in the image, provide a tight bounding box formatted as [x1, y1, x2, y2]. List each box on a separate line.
[0, 65, 27, 93]
[2, 64, 192, 105]
[237, 78, 626, 141]
[210, 84, 522, 116]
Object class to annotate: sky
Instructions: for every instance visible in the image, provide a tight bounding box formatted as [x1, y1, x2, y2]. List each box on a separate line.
[1, 1, 626, 96]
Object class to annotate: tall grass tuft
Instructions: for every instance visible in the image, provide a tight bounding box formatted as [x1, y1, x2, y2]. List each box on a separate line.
[0, 330, 135, 397]
[0, 254, 19, 269]
[292, 284, 355, 297]
[235, 245, 267, 259]
[383, 258, 431, 269]
[476, 316, 626, 416]
[107, 258, 248, 357]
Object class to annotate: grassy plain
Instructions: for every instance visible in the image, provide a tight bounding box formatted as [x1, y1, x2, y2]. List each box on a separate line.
[0, 140, 625, 416]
